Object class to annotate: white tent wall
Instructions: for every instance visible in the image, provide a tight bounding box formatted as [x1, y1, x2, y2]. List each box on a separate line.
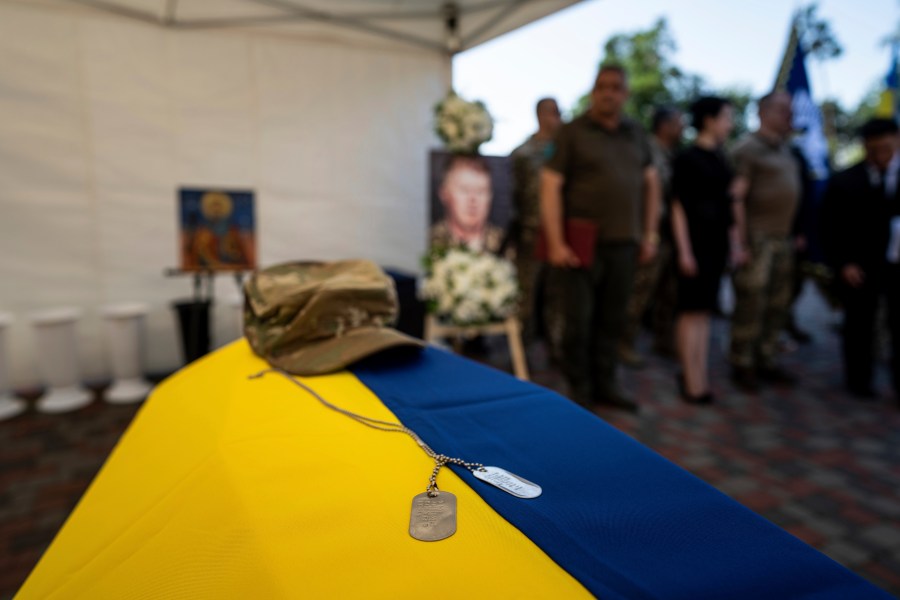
[0, 1, 448, 388]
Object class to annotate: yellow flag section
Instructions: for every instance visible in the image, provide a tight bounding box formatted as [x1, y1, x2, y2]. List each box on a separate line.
[18, 340, 590, 599]
[876, 88, 897, 119]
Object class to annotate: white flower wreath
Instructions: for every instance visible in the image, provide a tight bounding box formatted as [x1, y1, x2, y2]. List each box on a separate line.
[421, 247, 518, 326]
[434, 91, 494, 154]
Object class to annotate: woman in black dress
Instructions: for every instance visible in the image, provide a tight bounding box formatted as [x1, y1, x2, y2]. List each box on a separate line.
[670, 96, 738, 404]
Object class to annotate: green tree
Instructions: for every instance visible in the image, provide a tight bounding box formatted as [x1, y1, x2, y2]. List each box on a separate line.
[572, 17, 749, 136]
[795, 3, 843, 63]
[823, 86, 882, 168]
[718, 87, 753, 141]
[601, 18, 699, 125]
[573, 18, 697, 125]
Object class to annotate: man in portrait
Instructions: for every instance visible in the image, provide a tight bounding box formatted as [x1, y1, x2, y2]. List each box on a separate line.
[429, 154, 505, 254]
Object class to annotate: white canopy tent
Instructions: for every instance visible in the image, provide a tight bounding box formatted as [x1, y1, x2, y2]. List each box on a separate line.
[0, 0, 581, 387]
[63, 0, 580, 54]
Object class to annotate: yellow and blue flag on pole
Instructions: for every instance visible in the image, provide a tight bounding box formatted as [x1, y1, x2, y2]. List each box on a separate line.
[876, 43, 899, 119]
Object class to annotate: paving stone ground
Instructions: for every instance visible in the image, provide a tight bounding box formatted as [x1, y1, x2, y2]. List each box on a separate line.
[2, 283, 899, 598]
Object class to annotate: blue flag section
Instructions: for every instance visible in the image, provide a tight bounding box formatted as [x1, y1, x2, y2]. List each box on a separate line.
[784, 37, 830, 181]
[354, 348, 892, 600]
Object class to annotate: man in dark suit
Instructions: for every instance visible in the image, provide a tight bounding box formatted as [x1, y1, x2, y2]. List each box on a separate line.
[821, 118, 900, 403]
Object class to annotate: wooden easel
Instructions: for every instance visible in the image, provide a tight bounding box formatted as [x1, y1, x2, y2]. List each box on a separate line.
[424, 315, 529, 381]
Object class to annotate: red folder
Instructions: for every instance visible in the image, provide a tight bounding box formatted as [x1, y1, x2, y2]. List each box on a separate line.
[535, 218, 598, 268]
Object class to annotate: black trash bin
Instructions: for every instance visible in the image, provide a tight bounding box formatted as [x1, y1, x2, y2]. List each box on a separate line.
[172, 300, 212, 365]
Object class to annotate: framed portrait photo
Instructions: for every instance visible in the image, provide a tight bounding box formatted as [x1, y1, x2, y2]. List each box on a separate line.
[428, 151, 512, 255]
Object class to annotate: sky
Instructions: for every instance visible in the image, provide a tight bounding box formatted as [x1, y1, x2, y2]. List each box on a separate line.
[454, 0, 899, 154]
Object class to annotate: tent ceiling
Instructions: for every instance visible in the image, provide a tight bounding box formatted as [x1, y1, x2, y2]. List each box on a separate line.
[56, 0, 584, 53]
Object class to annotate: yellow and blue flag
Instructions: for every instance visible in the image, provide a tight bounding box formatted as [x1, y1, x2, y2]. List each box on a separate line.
[876, 43, 899, 119]
[16, 341, 893, 599]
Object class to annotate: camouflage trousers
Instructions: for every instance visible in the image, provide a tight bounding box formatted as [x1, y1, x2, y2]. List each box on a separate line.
[515, 227, 542, 342]
[729, 233, 794, 369]
[543, 242, 637, 400]
[620, 241, 676, 351]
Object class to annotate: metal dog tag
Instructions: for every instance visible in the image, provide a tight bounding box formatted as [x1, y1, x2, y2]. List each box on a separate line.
[409, 491, 457, 541]
[473, 466, 542, 498]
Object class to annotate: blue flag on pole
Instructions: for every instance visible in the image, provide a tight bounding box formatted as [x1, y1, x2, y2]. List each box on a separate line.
[784, 34, 830, 180]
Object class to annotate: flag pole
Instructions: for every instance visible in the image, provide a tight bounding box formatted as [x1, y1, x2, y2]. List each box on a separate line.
[774, 14, 800, 91]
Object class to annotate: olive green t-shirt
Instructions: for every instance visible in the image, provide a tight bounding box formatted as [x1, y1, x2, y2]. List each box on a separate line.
[730, 133, 800, 236]
[545, 114, 652, 242]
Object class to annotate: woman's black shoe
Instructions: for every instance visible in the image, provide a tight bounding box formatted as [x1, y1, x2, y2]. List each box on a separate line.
[681, 391, 714, 405]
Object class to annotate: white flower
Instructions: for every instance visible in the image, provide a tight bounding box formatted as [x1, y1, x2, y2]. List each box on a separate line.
[434, 91, 493, 154]
[441, 119, 459, 142]
[421, 247, 519, 326]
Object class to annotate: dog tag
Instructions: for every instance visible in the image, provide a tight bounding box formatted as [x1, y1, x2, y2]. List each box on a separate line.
[473, 466, 542, 498]
[409, 491, 457, 541]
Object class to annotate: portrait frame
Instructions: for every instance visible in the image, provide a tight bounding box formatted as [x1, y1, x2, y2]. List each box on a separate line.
[428, 150, 512, 255]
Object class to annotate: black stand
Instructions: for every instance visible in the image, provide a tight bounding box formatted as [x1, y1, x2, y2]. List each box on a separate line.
[173, 299, 211, 364]
[165, 269, 247, 365]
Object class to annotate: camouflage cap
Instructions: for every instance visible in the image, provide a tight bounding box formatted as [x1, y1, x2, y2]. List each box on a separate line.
[244, 260, 424, 375]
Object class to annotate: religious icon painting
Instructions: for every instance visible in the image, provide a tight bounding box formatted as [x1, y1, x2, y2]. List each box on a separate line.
[179, 188, 256, 271]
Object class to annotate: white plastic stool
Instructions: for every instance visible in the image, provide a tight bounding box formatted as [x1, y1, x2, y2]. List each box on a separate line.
[101, 303, 153, 404]
[30, 308, 92, 413]
[0, 312, 27, 420]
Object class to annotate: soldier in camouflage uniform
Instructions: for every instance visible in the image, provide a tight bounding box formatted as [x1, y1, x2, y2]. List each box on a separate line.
[619, 106, 683, 367]
[728, 91, 801, 391]
[541, 65, 661, 412]
[508, 98, 562, 344]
